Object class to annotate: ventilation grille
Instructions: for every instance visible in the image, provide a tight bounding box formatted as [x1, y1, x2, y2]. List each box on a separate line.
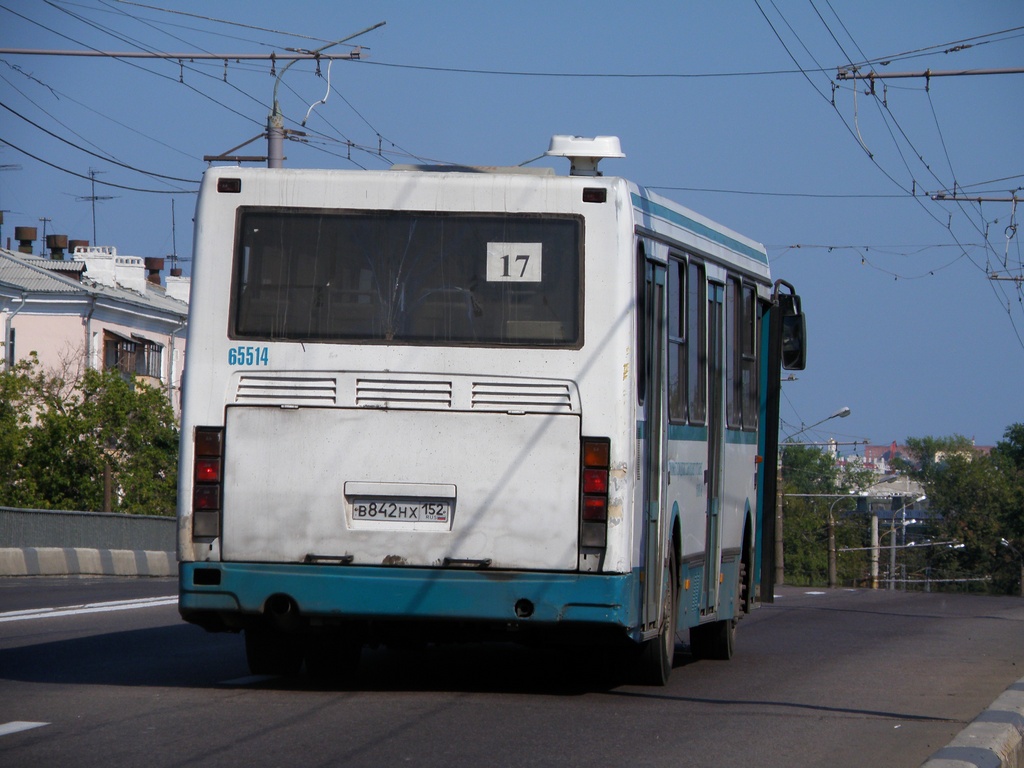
[356, 378, 453, 408]
[236, 375, 337, 404]
[471, 381, 574, 412]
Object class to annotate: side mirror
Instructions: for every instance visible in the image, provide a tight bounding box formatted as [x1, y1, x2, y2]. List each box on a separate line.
[781, 312, 806, 370]
[777, 291, 807, 371]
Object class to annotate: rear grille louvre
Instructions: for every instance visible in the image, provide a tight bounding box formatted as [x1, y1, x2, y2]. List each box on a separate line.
[356, 378, 453, 408]
[472, 381, 574, 412]
[236, 375, 337, 403]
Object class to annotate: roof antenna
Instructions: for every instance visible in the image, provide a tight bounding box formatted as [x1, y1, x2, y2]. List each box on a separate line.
[545, 135, 624, 176]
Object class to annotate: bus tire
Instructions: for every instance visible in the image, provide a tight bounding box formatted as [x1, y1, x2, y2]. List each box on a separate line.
[689, 616, 736, 661]
[245, 627, 303, 676]
[637, 548, 677, 686]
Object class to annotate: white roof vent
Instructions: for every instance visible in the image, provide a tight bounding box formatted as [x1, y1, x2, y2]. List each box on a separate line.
[546, 135, 624, 176]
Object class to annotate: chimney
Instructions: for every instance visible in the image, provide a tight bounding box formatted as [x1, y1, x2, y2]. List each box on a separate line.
[144, 257, 164, 286]
[46, 234, 68, 260]
[69, 239, 89, 253]
[15, 226, 36, 255]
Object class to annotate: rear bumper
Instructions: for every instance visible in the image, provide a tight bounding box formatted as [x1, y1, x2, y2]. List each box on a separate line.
[179, 561, 638, 631]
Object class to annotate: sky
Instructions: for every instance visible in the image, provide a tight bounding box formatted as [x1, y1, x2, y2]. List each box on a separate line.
[1, 1, 1022, 450]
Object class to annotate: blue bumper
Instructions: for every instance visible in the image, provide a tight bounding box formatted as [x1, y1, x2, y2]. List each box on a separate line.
[180, 562, 639, 629]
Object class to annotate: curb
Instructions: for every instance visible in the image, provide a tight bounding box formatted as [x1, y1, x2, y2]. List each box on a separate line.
[921, 679, 1024, 768]
[0, 547, 175, 577]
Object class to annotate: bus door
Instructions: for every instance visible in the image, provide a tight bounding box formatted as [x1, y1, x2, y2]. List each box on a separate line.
[703, 282, 726, 614]
[641, 259, 668, 631]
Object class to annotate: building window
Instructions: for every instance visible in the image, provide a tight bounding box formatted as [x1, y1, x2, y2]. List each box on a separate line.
[134, 336, 163, 379]
[104, 332, 137, 377]
[102, 332, 163, 381]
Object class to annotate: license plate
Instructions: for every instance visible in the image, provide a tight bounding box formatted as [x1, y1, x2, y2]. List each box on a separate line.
[351, 499, 450, 523]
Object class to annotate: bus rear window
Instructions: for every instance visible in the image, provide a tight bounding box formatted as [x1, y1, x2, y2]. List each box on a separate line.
[231, 209, 582, 347]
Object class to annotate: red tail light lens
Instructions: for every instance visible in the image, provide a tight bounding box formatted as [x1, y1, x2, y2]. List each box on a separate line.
[192, 427, 224, 539]
[580, 437, 611, 548]
[193, 485, 221, 511]
[582, 496, 608, 520]
[195, 457, 221, 483]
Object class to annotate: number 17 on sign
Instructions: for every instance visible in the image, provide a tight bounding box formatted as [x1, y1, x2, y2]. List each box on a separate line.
[486, 242, 543, 282]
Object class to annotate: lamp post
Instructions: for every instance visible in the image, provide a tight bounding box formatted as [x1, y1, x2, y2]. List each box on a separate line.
[827, 495, 858, 588]
[882, 494, 926, 590]
[1001, 539, 1024, 598]
[776, 407, 852, 586]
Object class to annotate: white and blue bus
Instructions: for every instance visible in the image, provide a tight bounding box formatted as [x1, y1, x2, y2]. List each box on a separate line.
[177, 135, 806, 685]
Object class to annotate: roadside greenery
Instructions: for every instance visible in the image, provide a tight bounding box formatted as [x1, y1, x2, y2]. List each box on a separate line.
[781, 424, 1024, 595]
[0, 354, 178, 516]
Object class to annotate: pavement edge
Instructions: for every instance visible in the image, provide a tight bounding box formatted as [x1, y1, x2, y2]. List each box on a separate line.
[0, 547, 175, 577]
[921, 680, 1024, 768]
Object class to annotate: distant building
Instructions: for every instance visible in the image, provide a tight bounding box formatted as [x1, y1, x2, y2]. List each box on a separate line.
[0, 231, 189, 416]
[862, 440, 993, 475]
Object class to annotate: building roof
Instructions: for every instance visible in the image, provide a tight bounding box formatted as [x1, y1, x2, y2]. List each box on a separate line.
[0, 247, 188, 318]
[0, 249, 83, 294]
[19, 256, 87, 277]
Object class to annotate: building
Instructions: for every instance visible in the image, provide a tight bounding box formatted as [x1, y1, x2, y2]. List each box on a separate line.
[0, 229, 189, 415]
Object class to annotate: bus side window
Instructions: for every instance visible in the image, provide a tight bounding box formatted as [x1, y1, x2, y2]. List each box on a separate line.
[741, 283, 760, 431]
[726, 277, 760, 431]
[636, 242, 647, 406]
[667, 256, 686, 423]
[687, 260, 707, 425]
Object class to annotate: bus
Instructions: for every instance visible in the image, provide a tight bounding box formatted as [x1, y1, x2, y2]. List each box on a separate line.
[177, 135, 806, 685]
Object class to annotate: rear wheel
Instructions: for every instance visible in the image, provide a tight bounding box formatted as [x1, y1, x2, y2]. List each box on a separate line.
[689, 563, 739, 661]
[636, 548, 678, 686]
[689, 616, 735, 660]
[244, 627, 303, 676]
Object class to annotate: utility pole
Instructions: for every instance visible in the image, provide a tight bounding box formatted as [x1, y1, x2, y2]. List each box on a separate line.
[266, 23, 385, 169]
[837, 67, 1024, 83]
[1, 32, 383, 171]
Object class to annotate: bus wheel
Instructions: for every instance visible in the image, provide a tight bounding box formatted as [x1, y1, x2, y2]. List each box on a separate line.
[690, 562, 740, 660]
[304, 631, 362, 686]
[689, 617, 735, 661]
[637, 548, 677, 686]
[244, 627, 303, 676]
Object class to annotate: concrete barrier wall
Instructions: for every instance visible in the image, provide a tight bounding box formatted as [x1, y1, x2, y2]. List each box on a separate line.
[1, 506, 175, 551]
[0, 507, 175, 577]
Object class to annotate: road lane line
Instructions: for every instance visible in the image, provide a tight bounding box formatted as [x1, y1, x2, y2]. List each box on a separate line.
[0, 722, 49, 737]
[0, 596, 177, 623]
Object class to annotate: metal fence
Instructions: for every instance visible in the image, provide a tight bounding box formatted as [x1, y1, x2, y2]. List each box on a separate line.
[0, 506, 175, 552]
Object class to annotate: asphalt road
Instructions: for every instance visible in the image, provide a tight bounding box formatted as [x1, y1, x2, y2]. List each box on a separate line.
[1, 577, 1022, 768]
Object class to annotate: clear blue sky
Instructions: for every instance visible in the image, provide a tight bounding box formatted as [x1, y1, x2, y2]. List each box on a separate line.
[2, 1, 1022, 449]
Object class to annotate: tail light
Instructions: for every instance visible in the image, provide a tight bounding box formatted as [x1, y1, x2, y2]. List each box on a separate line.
[192, 426, 223, 539]
[580, 437, 611, 548]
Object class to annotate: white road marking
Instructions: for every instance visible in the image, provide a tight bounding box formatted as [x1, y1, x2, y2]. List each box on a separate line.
[0, 721, 49, 737]
[0, 596, 177, 623]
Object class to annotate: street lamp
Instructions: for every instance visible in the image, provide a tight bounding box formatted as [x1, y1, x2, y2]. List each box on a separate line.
[1001, 539, 1024, 598]
[775, 406, 852, 587]
[884, 494, 927, 590]
[786, 406, 851, 441]
[827, 495, 859, 588]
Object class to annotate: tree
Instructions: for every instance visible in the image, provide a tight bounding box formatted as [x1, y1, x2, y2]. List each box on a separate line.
[0, 358, 179, 516]
[903, 425, 1024, 595]
[780, 444, 872, 586]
